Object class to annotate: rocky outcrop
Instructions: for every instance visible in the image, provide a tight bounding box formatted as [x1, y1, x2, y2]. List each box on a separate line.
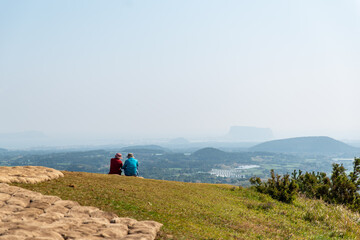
[0, 166, 64, 184]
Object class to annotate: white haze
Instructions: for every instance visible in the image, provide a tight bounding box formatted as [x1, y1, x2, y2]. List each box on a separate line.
[0, 0, 360, 145]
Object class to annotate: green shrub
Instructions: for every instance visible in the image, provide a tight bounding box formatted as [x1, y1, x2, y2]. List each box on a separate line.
[249, 169, 298, 203]
[291, 170, 331, 201]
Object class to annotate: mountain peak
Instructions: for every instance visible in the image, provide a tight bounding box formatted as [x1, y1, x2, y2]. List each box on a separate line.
[249, 136, 358, 153]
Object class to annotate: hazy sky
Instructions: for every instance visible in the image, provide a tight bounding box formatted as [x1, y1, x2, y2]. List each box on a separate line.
[1, 0, 360, 140]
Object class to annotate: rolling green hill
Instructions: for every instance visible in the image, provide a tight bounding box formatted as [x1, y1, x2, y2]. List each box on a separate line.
[13, 171, 360, 239]
[192, 147, 226, 159]
[250, 136, 359, 154]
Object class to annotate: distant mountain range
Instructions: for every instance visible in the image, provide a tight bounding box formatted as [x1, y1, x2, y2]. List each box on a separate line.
[121, 145, 169, 153]
[249, 136, 359, 154]
[111, 137, 360, 155]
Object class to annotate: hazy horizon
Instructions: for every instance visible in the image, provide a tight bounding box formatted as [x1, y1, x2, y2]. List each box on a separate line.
[1, 127, 360, 150]
[1, 0, 360, 143]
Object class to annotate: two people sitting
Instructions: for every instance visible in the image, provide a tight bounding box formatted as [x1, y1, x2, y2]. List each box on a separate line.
[108, 153, 138, 176]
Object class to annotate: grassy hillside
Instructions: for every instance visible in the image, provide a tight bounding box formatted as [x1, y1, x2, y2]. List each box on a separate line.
[13, 172, 360, 239]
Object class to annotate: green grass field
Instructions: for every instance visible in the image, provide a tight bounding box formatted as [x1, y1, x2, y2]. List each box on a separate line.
[13, 171, 360, 239]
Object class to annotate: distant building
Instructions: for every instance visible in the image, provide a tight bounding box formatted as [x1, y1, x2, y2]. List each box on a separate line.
[209, 164, 259, 178]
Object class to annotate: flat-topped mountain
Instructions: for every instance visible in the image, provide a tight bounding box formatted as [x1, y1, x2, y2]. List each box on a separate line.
[249, 136, 359, 154]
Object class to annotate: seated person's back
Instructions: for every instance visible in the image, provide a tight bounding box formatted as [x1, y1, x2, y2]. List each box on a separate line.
[109, 153, 123, 175]
[123, 153, 138, 176]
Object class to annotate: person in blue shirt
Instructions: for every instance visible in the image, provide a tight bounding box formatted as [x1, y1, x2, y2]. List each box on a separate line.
[122, 153, 139, 176]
